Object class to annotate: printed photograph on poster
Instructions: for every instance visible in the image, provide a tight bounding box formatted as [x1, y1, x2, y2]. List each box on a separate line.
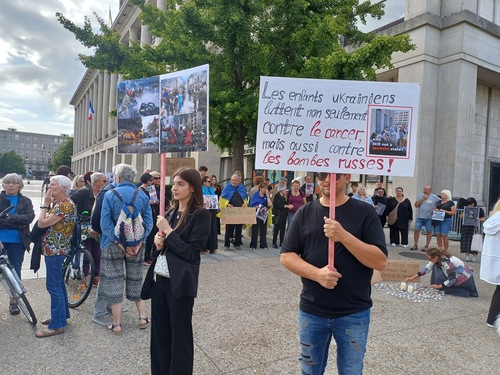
[159, 65, 209, 153]
[367, 106, 411, 158]
[305, 183, 314, 196]
[117, 76, 160, 120]
[463, 206, 480, 227]
[255, 76, 420, 176]
[117, 116, 160, 154]
[203, 195, 219, 209]
[431, 211, 445, 221]
[148, 185, 158, 203]
[256, 205, 269, 222]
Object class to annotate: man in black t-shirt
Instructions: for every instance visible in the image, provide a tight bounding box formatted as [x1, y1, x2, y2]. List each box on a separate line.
[280, 172, 387, 375]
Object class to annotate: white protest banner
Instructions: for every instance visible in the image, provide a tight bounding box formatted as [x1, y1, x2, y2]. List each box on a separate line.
[255, 76, 420, 176]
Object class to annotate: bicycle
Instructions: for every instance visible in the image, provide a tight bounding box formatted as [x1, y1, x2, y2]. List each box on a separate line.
[63, 211, 95, 308]
[0, 246, 38, 326]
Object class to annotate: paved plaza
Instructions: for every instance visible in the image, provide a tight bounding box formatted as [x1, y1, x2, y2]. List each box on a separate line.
[0, 180, 498, 374]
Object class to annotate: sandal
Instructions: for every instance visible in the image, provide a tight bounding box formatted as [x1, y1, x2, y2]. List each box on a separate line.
[108, 323, 122, 335]
[35, 328, 64, 338]
[410, 245, 418, 251]
[41, 318, 52, 325]
[138, 317, 151, 329]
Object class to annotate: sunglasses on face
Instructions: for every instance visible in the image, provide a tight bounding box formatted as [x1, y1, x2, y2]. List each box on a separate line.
[317, 173, 343, 181]
[153, 177, 160, 180]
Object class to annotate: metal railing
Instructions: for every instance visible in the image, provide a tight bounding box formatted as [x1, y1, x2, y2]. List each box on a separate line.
[421, 208, 484, 241]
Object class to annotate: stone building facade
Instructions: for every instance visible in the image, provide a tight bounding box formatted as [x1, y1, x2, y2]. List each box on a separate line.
[71, 0, 500, 208]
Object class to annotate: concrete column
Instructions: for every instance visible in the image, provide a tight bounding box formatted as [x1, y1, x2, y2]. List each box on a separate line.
[434, 60, 478, 197]
[405, 0, 441, 19]
[102, 73, 110, 141]
[154, 0, 167, 46]
[140, 24, 150, 46]
[109, 74, 118, 137]
[97, 72, 104, 142]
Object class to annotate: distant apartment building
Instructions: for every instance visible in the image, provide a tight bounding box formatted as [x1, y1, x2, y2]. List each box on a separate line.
[0, 128, 68, 178]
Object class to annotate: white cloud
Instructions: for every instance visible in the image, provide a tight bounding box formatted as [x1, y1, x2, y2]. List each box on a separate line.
[0, 0, 112, 136]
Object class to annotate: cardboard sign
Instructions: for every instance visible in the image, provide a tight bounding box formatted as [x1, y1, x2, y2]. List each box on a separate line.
[165, 157, 196, 176]
[380, 260, 421, 281]
[221, 207, 257, 225]
[255, 76, 420, 176]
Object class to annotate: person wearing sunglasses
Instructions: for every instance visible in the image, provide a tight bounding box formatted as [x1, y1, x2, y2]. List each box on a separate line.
[280, 172, 387, 375]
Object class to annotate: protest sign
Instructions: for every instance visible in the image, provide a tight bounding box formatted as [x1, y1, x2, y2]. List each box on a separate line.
[220, 207, 257, 225]
[255, 76, 420, 176]
[165, 157, 196, 176]
[381, 260, 421, 281]
[463, 207, 480, 227]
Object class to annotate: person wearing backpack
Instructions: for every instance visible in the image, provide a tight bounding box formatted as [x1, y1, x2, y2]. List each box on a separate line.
[98, 164, 153, 334]
[148, 167, 211, 375]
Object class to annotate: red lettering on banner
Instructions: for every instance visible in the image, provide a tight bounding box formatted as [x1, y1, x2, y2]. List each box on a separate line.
[262, 150, 281, 165]
[338, 158, 384, 170]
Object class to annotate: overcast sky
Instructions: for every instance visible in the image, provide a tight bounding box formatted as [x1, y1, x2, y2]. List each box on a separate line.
[0, 1, 112, 136]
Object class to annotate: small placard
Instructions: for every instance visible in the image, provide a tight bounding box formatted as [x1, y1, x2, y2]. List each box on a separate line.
[381, 260, 421, 281]
[221, 207, 257, 225]
[165, 157, 196, 176]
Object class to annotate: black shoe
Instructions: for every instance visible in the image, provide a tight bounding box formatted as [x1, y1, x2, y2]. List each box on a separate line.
[9, 303, 20, 315]
[272, 244, 279, 249]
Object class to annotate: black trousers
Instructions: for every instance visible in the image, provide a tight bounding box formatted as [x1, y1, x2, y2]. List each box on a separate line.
[487, 285, 500, 325]
[151, 276, 195, 375]
[273, 215, 286, 246]
[389, 225, 409, 245]
[224, 224, 242, 247]
[250, 218, 268, 248]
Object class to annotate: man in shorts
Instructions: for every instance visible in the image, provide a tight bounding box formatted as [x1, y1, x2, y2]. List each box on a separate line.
[411, 184, 440, 251]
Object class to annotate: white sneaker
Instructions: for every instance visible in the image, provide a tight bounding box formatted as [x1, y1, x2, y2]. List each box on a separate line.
[465, 255, 471, 262]
[402, 244, 408, 248]
[391, 243, 396, 247]
[471, 255, 477, 262]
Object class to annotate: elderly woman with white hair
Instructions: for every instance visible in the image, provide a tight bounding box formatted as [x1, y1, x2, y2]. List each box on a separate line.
[433, 189, 456, 251]
[0, 173, 35, 315]
[36, 175, 76, 338]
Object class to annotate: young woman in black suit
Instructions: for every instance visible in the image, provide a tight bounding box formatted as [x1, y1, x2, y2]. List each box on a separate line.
[151, 167, 211, 375]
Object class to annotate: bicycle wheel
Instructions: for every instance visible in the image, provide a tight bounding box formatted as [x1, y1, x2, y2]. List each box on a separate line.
[63, 248, 95, 308]
[16, 292, 37, 326]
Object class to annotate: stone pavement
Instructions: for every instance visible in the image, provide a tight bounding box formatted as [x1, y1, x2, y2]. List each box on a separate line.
[0, 181, 498, 374]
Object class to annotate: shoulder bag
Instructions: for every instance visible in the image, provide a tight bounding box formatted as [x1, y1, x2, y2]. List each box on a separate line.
[387, 201, 400, 225]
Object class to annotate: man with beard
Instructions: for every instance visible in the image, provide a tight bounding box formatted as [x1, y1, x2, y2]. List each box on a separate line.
[280, 172, 387, 375]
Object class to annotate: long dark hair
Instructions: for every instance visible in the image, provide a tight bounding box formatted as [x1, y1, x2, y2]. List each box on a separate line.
[169, 167, 204, 229]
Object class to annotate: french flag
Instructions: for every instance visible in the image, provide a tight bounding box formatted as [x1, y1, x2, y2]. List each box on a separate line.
[88, 100, 95, 120]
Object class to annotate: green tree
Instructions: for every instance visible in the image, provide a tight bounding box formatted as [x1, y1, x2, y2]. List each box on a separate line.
[49, 137, 73, 171]
[0, 151, 26, 176]
[56, 0, 413, 177]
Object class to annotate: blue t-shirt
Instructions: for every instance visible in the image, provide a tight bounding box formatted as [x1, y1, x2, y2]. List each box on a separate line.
[416, 193, 441, 219]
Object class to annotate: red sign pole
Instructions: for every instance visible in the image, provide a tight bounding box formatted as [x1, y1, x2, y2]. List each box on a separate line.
[328, 173, 336, 271]
[159, 153, 166, 217]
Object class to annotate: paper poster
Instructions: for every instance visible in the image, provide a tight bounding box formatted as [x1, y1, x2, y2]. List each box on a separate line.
[431, 211, 445, 221]
[255, 76, 420, 176]
[463, 207, 480, 227]
[255, 205, 270, 222]
[116, 64, 209, 154]
[203, 195, 219, 209]
[375, 202, 386, 216]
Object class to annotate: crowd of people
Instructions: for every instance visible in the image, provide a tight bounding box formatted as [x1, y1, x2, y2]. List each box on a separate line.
[1, 166, 500, 373]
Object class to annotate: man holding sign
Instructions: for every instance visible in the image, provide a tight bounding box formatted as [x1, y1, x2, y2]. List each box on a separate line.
[280, 172, 387, 375]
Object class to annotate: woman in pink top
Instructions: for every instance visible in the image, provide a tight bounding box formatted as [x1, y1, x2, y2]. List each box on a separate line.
[287, 179, 306, 229]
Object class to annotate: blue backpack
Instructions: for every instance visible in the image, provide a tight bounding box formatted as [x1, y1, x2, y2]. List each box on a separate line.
[111, 188, 146, 255]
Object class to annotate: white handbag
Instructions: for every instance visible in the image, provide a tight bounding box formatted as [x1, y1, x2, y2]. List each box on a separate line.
[154, 254, 170, 278]
[471, 233, 483, 253]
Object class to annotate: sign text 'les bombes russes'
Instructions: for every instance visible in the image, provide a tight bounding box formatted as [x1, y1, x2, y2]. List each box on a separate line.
[255, 76, 420, 176]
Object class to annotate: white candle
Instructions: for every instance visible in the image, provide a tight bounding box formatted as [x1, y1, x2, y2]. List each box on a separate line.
[407, 285, 414, 293]
[400, 282, 407, 291]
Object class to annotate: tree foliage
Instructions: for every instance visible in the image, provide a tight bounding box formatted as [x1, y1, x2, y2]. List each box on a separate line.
[56, 0, 414, 176]
[49, 137, 74, 171]
[0, 151, 25, 176]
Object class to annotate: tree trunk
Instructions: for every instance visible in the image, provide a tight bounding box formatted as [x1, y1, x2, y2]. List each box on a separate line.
[231, 123, 246, 181]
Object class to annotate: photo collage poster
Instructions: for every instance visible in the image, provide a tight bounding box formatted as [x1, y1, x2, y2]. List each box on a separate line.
[116, 64, 209, 154]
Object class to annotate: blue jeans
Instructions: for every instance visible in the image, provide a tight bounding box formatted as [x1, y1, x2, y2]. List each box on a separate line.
[298, 308, 370, 375]
[45, 255, 70, 329]
[434, 218, 452, 235]
[1, 242, 25, 279]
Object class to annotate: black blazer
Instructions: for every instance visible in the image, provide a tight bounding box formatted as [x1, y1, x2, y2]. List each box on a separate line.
[157, 207, 211, 298]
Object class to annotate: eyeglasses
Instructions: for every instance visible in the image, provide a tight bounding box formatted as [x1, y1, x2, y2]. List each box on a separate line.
[78, 180, 85, 183]
[317, 173, 343, 181]
[153, 177, 160, 180]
